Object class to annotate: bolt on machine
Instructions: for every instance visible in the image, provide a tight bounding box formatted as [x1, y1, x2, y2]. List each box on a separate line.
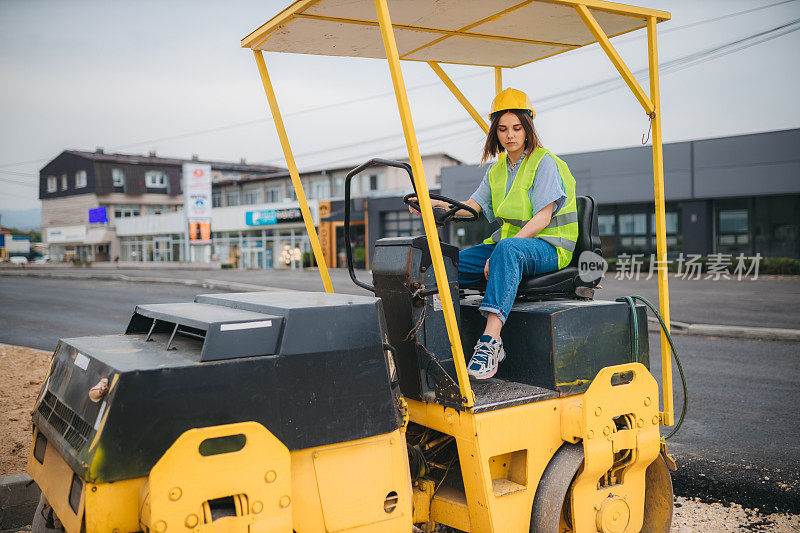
[27, 1, 684, 531]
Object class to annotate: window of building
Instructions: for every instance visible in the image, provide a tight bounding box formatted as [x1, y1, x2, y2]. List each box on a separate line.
[717, 208, 750, 253]
[145, 170, 168, 189]
[358, 173, 384, 195]
[225, 189, 241, 207]
[114, 204, 141, 218]
[46, 176, 57, 192]
[61, 174, 68, 190]
[650, 211, 680, 248]
[752, 195, 799, 258]
[264, 185, 282, 203]
[76, 170, 87, 188]
[243, 187, 262, 205]
[144, 204, 170, 215]
[310, 179, 331, 200]
[112, 168, 125, 187]
[598, 214, 615, 236]
[212, 190, 222, 208]
[333, 177, 345, 197]
[381, 210, 424, 238]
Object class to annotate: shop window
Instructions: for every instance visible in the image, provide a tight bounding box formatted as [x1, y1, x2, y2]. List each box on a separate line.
[753, 195, 799, 258]
[381, 210, 424, 238]
[112, 168, 125, 187]
[76, 170, 87, 188]
[47, 176, 57, 192]
[145, 170, 168, 189]
[650, 211, 681, 251]
[717, 205, 750, 254]
[243, 187, 262, 205]
[225, 189, 241, 207]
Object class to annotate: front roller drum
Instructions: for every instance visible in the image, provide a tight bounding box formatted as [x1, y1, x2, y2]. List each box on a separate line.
[531, 443, 673, 533]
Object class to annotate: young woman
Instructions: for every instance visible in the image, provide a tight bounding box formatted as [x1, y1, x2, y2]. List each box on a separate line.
[411, 88, 578, 379]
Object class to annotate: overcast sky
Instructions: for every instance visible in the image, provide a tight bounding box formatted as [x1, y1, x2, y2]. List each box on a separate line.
[1, 0, 798, 212]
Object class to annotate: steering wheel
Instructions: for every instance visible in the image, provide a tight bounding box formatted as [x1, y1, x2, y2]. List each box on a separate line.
[403, 193, 479, 226]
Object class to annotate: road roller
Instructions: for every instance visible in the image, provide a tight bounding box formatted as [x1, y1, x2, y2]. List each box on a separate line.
[27, 1, 680, 531]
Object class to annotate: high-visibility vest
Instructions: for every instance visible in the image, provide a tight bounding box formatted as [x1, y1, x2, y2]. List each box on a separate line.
[483, 147, 578, 269]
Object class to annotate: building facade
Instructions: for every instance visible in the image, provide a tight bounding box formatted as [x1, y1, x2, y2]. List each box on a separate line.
[441, 128, 800, 259]
[39, 150, 283, 262]
[113, 152, 460, 269]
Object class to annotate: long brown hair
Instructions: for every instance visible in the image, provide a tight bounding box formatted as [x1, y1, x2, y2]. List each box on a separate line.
[480, 109, 541, 164]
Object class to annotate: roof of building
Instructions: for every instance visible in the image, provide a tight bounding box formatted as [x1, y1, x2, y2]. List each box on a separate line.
[63, 149, 286, 174]
[212, 151, 463, 186]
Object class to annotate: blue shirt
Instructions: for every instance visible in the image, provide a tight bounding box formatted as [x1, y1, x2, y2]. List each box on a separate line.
[470, 152, 566, 224]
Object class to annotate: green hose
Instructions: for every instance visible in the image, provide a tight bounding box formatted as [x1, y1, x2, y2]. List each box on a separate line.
[618, 295, 687, 440]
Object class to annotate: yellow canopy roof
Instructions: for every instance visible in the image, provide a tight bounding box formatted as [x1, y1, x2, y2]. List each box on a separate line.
[242, 0, 670, 68]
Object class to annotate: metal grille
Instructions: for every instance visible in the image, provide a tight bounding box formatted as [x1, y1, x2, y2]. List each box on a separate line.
[36, 390, 93, 451]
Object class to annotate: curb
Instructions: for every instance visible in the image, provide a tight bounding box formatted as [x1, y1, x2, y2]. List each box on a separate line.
[646, 317, 800, 341]
[0, 474, 40, 532]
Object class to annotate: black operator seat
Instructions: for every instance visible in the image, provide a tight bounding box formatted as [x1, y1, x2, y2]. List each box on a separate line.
[517, 195, 602, 299]
[471, 195, 602, 300]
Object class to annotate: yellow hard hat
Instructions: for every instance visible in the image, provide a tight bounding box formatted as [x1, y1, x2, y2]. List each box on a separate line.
[491, 88, 535, 120]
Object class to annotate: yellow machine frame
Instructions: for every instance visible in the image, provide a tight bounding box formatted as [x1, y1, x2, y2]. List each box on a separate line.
[243, 0, 674, 423]
[240, 1, 674, 531]
[26, 3, 676, 533]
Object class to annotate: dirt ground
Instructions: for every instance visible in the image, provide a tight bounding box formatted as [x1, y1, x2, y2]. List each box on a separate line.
[2, 343, 799, 531]
[0, 343, 52, 475]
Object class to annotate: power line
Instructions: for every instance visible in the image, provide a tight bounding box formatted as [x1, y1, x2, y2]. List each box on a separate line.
[289, 18, 800, 170]
[0, 0, 795, 170]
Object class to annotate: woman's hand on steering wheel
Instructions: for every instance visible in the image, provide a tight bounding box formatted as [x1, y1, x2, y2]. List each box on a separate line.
[403, 193, 479, 225]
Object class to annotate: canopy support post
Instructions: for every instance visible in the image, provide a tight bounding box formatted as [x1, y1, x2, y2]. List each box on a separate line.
[574, 4, 654, 115]
[647, 16, 673, 427]
[253, 50, 334, 293]
[494, 66, 502, 95]
[375, 0, 475, 408]
[427, 62, 490, 134]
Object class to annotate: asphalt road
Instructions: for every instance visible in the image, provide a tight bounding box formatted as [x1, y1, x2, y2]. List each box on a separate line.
[4, 266, 799, 329]
[1, 277, 798, 512]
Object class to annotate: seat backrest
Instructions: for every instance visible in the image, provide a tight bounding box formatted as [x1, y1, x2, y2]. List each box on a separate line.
[569, 196, 602, 268]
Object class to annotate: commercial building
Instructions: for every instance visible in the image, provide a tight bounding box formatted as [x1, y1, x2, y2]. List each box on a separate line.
[115, 153, 459, 269]
[442, 128, 800, 259]
[38, 149, 283, 262]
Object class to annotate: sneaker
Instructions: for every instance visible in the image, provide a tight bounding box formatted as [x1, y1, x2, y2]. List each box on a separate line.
[467, 335, 506, 379]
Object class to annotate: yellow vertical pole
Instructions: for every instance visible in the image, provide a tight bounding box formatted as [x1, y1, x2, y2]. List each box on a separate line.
[647, 17, 673, 426]
[427, 62, 489, 134]
[494, 66, 502, 95]
[374, 0, 474, 407]
[253, 50, 334, 293]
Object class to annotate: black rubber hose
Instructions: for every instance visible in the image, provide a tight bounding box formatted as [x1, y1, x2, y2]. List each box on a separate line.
[617, 295, 688, 440]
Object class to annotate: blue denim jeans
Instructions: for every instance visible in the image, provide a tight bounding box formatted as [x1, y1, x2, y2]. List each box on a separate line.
[458, 238, 559, 324]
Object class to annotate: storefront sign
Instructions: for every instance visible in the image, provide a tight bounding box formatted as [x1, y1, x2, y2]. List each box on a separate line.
[245, 208, 303, 226]
[47, 225, 87, 243]
[88, 206, 108, 224]
[189, 219, 212, 244]
[182, 163, 213, 219]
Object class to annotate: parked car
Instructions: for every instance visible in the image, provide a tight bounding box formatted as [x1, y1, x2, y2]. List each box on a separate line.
[9, 256, 28, 264]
